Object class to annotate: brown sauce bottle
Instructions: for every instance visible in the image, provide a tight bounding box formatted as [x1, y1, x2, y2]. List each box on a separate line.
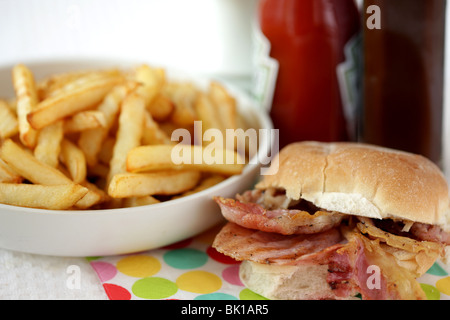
[361, 0, 446, 165]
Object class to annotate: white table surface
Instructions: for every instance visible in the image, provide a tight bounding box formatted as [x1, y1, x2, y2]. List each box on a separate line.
[0, 248, 107, 299]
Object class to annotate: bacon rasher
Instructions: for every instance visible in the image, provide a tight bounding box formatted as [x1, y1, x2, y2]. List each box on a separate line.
[214, 196, 344, 235]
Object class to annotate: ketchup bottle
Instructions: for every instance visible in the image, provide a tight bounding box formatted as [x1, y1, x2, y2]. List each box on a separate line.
[254, 0, 361, 148]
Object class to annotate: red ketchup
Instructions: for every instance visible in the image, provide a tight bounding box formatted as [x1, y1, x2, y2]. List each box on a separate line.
[258, 0, 361, 148]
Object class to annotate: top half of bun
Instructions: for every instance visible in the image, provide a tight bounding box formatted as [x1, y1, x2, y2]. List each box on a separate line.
[256, 141, 450, 228]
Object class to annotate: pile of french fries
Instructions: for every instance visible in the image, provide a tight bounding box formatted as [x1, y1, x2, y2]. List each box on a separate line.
[0, 63, 248, 210]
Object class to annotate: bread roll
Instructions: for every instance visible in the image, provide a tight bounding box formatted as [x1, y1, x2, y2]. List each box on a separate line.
[257, 141, 450, 227]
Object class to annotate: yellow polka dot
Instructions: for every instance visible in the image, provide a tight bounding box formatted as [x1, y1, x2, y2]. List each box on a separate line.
[436, 276, 450, 296]
[117, 255, 161, 278]
[176, 270, 222, 294]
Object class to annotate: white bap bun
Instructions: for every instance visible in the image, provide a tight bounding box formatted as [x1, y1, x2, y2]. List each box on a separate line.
[256, 141, 450, 228]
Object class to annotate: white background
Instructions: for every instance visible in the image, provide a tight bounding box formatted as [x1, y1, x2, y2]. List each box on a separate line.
[0, 0, 257, 80]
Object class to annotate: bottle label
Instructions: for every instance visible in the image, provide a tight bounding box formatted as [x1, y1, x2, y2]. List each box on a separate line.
[251, 19, 279, 112]
[337, 33, 362, 139]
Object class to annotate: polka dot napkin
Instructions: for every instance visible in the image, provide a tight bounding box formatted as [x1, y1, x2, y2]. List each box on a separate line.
[89, 224, 450, 300]
[88, 224, 263, 300]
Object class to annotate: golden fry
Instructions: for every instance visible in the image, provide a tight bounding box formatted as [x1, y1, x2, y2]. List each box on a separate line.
[37, 69, 122, 99]
[107, 92, 146, 184]
[123, 195, 160, 208]
[134, 64, 165, 106]
[0, 100, 19, 139]
[1, 139, 72, 185]
[0, 183, 88, 210]
[28, 74, 124, 130]
[108, 170, 201, 198]
[34, 120, 64, 167]
[78, 85, 128, 166]
[0, 159, 22, 183]
[12, 64, 39, 148]
[75, 180, 109, 209]
[142, 111, 173, 145]
[194, 93, 222, 134]
[127, 145, 244, 176]
[60, 139, 87, 184]
[209, 81, 237, 131]
[64, 110, 106, 133]
[167, 82, 198, 127]
[147, 93, 174, 122]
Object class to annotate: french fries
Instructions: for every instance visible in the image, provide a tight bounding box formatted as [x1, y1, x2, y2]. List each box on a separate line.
[0, 63, 252, 210]
[78, 85, 128, 166]
[28, 73, 124, 130]
[107, 92, 146, 185]
[63, 110, 106, 133]
[12, 64, 39, 148]
[0, 183, 88, 210]
[0, 159, 22, 183]
[123, 195, 160, 208]
[147, 93, 174, 122]
[34, 120, 64, 167]
[37, 69, 122, 99]
[59, 139, 87, 184]
[209, 81, 237, 131]
[142, 111, 173, 145]
[0, 100, 18, 139]
[108, 171, 201, 198]
[127, 145, 244, 176]
[167, 82, 198, 127]
[1, 139, 73, 185]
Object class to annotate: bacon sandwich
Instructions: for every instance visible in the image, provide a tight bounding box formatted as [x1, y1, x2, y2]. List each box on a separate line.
[212, 141, 450, 300]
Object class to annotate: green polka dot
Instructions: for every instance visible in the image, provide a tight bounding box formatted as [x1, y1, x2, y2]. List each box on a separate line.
[239, 288, 269, 300]
[164, 248, 208, 269]
[85, 256, 102, 261]
[194, 293, 238, 300]
[420, 283, 440, 300]
[426, 262, 448, 276]
[132, 277, 178, 299]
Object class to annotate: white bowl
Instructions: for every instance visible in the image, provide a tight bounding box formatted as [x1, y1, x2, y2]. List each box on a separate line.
[0, 59, 273, 257]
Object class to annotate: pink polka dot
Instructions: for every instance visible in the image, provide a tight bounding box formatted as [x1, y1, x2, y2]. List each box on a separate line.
[222, 264, 244, 286]
[91, 261, 117, 282]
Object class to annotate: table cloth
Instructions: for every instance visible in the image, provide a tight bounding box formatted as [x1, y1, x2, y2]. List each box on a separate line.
[4, 223, 448, 300]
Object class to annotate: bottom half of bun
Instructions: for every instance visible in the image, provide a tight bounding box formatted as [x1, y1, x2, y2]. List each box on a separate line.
[239, 260, 357, 300]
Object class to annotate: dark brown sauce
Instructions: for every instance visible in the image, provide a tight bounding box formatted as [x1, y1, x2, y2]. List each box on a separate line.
[361, 0, 445, 165]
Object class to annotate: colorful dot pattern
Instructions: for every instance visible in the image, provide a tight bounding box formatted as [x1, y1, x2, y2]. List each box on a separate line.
[89, 225, 450, 300]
